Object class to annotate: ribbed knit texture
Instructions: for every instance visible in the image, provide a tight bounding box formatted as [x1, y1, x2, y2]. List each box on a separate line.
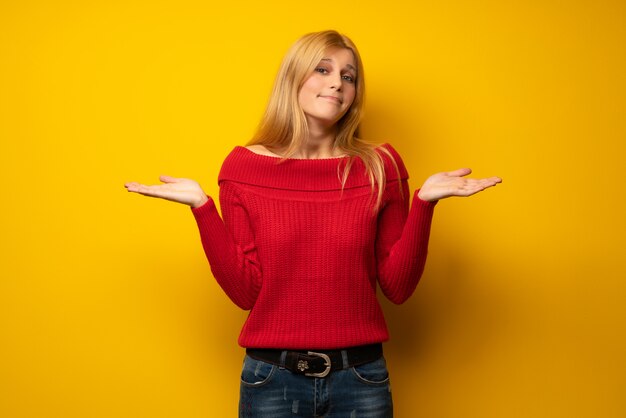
[191, 144, 436, 350]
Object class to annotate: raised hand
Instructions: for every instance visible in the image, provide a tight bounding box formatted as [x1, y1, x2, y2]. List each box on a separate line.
[124, 175, 209, 208]
[417, 168, 502, 202]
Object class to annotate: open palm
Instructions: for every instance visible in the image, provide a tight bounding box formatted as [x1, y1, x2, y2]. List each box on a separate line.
[417, 168, 502, 202]
[124, 175, 208, 208]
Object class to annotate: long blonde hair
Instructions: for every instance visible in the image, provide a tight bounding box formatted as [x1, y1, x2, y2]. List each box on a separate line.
[247, 30, 401, 211]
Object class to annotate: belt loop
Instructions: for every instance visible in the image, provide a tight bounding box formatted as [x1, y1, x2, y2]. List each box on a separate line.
[279, 350, 288, 369]
[341, 349, 349, 369]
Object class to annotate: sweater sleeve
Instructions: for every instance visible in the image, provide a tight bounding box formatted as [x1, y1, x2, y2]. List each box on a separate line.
[375, 181, 437, 305]
[191, 182, 262, 310]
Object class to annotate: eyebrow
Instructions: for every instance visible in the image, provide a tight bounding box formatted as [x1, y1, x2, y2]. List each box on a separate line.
[320, 58, 356, 72]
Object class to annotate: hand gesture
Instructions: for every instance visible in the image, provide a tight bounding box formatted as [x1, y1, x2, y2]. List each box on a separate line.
[124, 175, 209, 208]
[417, 168, 502, 202]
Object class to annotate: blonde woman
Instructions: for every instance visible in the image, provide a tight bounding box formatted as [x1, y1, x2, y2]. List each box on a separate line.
[125, 30, 501, 417]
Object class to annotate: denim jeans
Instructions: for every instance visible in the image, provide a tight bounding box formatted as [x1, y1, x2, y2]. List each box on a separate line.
[239, 353, 393, 417]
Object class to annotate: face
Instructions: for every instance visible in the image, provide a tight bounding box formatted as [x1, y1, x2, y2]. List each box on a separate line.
[298, 47, 357, 130]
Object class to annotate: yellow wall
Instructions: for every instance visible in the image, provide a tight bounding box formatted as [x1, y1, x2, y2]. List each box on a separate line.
[1, 1, 625, 417]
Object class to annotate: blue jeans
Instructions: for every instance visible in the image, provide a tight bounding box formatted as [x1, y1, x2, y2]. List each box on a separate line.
[239, 353, 393, 417]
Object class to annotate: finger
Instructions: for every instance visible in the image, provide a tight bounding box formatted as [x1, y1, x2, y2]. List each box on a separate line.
[125, 182, 167, 194]
[479, 177, 502, 187]
[446, 168, 472, 177]
[462, 178, 501, 195]
[126, 183, 169, 197]
[130, 184, 156, 195]
[159, 175, 179, 183]
[478, 176, 501, 183]
[476, 178, 499, 188]
[124, 182, 143, 192]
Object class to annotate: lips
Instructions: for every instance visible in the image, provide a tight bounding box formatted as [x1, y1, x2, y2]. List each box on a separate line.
[318, 95, 342, 104]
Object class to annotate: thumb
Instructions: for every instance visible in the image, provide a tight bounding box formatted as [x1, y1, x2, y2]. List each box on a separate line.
[159, 175, 179, 183]
[446, 168, 472, 177]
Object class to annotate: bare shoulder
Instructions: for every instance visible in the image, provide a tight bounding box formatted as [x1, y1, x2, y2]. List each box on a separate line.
[245, 144, 283, 157]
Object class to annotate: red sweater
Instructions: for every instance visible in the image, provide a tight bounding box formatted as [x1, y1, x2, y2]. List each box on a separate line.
[191, 144, 436, 350]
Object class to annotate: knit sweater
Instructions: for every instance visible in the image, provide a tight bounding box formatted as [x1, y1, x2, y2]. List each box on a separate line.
[191, 143, 436, 350]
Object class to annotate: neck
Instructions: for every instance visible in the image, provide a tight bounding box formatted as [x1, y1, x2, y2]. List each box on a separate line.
[293, 120, 341, 159]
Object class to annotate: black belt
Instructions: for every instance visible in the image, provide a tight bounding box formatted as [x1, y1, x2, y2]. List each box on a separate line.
[246, 343, 382, 378]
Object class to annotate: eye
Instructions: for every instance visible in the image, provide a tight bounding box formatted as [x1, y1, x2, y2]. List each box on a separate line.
[342, 74, 355, 83]
[315, 67, 329, 74]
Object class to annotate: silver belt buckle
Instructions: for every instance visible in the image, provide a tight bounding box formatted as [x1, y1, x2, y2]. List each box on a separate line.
[304, 351, 331, 378]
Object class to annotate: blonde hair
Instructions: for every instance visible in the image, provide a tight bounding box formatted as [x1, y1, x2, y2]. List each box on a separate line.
[247, 30, 401, 211]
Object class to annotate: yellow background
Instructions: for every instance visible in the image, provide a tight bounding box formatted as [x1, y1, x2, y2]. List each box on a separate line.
[1, 1, 625, 417]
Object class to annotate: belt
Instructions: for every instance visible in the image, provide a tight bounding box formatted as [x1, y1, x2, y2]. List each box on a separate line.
[245, 343, 383, 378]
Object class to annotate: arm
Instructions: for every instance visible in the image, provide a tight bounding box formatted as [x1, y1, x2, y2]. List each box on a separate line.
[124, 175, 261, 309]
[375, 165, 501, 304]
[191, 182, 262, 310]
[376, 181, 437, 304]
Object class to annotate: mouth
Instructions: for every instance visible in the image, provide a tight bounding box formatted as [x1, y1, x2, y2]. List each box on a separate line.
[319, 95, 343, 104]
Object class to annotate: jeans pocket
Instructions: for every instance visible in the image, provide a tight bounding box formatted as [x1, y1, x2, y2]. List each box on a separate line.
[240, 355, 276, 387]
[351, 356, 390, 385]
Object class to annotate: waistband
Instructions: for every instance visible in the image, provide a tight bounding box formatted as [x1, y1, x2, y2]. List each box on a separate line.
[245, 343, 383, 378]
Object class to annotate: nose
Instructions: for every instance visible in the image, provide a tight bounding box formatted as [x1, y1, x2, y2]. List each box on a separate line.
[330, 74, 343, 91]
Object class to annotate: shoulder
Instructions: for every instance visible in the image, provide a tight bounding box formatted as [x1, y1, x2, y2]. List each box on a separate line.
[375, 143, 409, 180]
[244, 144, 284, 158]
[218, 146, 278, 189]
[218, 146, 253, 185]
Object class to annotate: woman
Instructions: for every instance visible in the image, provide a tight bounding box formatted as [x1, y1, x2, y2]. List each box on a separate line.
[125, 30, 501, 417]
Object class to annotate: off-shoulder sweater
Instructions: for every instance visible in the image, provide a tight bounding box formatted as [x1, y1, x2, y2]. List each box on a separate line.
[191, 144, 436, 350]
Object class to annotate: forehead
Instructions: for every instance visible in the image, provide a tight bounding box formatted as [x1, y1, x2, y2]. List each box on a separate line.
[320, 47, 356, 71]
